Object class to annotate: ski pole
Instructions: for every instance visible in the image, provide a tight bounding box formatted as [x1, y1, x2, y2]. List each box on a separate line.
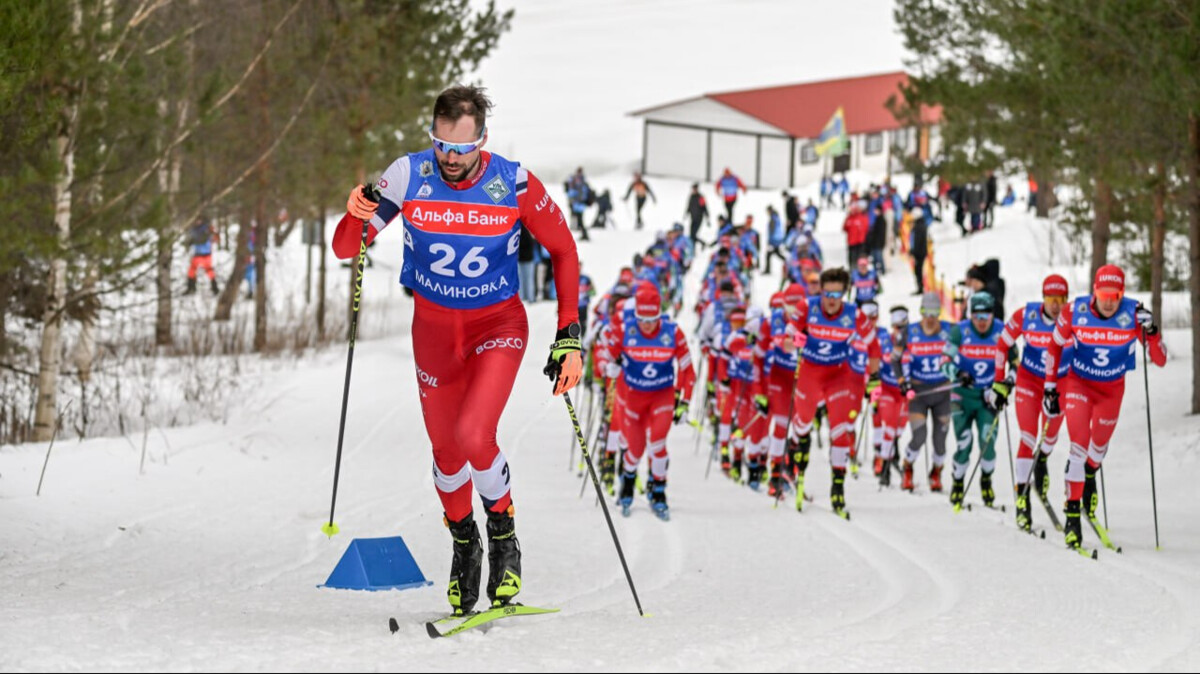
[1002, 406, 1016, 507]
[563, 390, 645, 616]
[1099, 465, 1109, 530]
[1142, 341, 1160, 550]
[962, 414, 1001, 498]
[323, 185, 379, 538]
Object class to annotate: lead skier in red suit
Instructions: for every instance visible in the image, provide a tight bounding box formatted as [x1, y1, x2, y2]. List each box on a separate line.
[333, 86, 581, 616]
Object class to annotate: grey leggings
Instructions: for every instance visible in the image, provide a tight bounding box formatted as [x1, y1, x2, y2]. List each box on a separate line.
[905, 387, 952, 467]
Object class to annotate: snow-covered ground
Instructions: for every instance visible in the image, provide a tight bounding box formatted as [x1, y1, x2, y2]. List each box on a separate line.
[4, 1, 1199, 669]
[3, 169, 1199, 671]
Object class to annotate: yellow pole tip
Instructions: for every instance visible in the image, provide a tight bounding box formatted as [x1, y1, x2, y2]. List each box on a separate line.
[321, 522, 340, 537]
[848, 410, 858, 420]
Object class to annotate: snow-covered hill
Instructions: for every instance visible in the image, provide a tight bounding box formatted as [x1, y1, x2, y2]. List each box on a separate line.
[3, 168, 1198, 671]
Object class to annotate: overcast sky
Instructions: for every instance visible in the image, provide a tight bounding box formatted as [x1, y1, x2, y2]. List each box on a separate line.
[470, 0, 908, 178]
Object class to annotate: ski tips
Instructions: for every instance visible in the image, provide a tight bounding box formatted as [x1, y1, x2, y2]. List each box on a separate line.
[320, 521, 340, 537]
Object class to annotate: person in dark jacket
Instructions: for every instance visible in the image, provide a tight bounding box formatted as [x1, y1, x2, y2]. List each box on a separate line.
[964, 181, 986, 232]
[592, 189, 613, 229]
[783, 191, 801, 233]
[909, 207, 929, 295]
[685, 183, 710, 247]
[866, 200, 887, 274]
[517, 225, 537, 302]
[984, 170, 998, 228]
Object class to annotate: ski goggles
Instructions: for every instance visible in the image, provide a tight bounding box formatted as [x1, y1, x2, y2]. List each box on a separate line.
[821, 290, 844, 300]
[919, 306, 941, 317]
[428, 126, 487, 155]
[971, 311, 994, 321]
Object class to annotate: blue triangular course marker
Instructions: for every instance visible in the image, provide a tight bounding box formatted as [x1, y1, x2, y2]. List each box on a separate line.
[320, 536, 434, 591]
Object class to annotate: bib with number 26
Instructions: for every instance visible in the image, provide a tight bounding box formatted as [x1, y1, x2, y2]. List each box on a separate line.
[399, 149, 522, 309]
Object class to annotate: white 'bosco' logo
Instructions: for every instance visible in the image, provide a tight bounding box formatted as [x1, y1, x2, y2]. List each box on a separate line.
[475, 337, 524, 355]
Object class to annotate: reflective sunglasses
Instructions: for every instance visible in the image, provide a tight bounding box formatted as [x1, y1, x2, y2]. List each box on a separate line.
[822, 291, 844, 300]
[920, 307, 941, 317]
[860, 303, 879, 318]
[428, 126, 487, 155]
[972, 311, 994, 321]
[1093, 288, 1123, 302]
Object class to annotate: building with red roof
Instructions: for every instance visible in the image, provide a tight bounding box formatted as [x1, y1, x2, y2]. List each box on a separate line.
[629, 71, 942, 190]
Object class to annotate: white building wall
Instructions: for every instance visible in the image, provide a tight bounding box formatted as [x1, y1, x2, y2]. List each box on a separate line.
[640, 97, 787, 135]
[710, 131, 758, 189]
[644, 124, 708, 181]
[759, 136, 792, 189]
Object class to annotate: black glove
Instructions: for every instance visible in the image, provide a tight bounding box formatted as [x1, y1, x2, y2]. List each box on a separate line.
[899, 379, 914, 398]
[543, 323, 583, 395]
[754, 394, 769, 417]
[956, 370, 974, 388]
[1042, 385, 1061, 417]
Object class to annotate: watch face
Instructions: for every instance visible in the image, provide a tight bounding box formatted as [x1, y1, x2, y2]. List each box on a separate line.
[567, 323, 582, 338]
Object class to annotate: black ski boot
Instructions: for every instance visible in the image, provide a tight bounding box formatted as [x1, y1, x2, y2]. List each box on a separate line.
[618, 469, 636, 514]
[445, 512, 483, 616]
[184, 277, 197, 295]
[878, 458, 892, 487]
[1015, 486, 1032, 532]
[599, 452, 616, 494]
[1032, 451, 1050, 496]
[950, 477, 965, 509]
[746, 459, 765, 491]
[1064, 499, 1083, 549]
[767, 460, 785, 498]
[647, 477, 669, 520]
[1083, 464, 1099, 519]
[485, 506, 521, 608]
[980, 471, 995, 508]
[786, 434, 811, 480]
[831, 468, 847, 516]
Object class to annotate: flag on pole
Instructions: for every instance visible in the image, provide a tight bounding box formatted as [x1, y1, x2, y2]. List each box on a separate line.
[814, 106, 847, 157]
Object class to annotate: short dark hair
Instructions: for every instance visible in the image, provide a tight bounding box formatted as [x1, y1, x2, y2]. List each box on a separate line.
[820, 267, 851, 289]
[433, 85, 493, 131]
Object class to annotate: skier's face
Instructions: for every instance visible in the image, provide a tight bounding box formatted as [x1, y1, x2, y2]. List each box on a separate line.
[820, 283, 846, 315]
[431, 117, 487, 183]
[1094, 293, 1121, 318]
[1042, 295, 1066, 320]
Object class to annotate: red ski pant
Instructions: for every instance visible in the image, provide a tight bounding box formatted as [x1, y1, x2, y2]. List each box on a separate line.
[874, 384, 904, 460]
[412, 295, 527, 523]
[1062, 375, 1125, 500]
[766, 366, 795, 462]
[188, 254, 215, 280]
[1013, 368, 1068, 485]
[790, 361, 856, 470]
[845, 370, 867, 455]
[619, 387, 675, 480]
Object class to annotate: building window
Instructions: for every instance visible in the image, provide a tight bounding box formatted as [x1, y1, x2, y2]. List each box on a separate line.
[892, 128, 910, 152]
[864, 133, 884, 155]
[800, 143, 818, 165]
